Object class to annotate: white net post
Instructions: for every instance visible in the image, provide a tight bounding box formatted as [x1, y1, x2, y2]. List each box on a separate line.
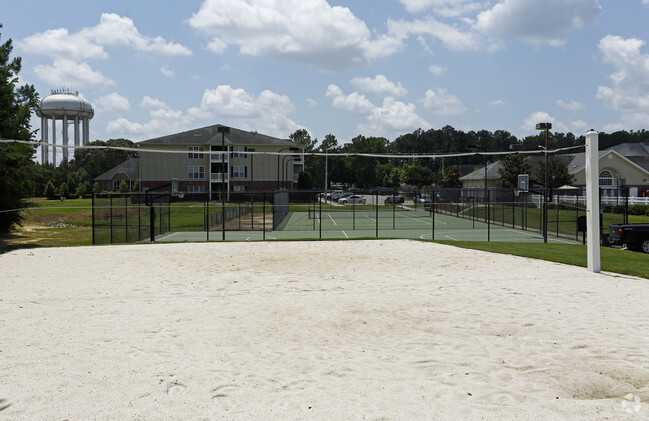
[585, 130, 600, 273]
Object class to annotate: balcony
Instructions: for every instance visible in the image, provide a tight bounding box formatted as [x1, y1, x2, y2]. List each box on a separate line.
[210, 153, 229, 163]
[211, 173, 230, 182]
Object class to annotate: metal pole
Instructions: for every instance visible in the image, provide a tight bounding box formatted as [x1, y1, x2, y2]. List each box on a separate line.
[544, 128, 549, 243]
[220, 127, 229, 241]
[585, 130, 601, 272]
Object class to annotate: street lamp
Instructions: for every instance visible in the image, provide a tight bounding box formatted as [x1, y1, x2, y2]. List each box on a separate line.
[217, 125, 230, 241]
[277, 147, 299, 190]
[536, 122, 551, 243]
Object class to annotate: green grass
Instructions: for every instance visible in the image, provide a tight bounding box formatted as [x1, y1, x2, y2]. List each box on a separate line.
[436, 241, 648, 279]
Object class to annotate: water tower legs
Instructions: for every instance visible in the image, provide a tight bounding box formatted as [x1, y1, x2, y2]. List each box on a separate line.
[41, 117, 49, 165]
[62, 115, 69, 161]
[52, 118, 57, 167]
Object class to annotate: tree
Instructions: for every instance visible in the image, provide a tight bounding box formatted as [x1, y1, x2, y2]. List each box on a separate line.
[297, 170, 314, 189]
[0, 23, 39, 233]
[401, 162, 434, 187]
[497, 154, 530, 188]
[44, 181, 57, 200]
[75, 181, 90, 198]
[118, 180, 129, 193]
[58, 182, 70, 198]
[534, 156, 574, 189]
[132, 179, 140, 192]
[439, 165, 462, 188]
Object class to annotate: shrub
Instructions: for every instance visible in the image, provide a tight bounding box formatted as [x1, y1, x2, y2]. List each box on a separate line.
[58, 182, 69, 198]
[118, 180, 129, 193]
[628, 204, 649, 216]
[44, 181, 57, 200]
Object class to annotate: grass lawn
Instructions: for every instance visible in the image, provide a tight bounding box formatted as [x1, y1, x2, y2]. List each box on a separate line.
[437, 241, 648, 280]
[2, 198, 647, 280]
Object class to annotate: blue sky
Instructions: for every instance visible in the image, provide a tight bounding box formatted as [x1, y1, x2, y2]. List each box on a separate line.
[4, 0, 649, 150]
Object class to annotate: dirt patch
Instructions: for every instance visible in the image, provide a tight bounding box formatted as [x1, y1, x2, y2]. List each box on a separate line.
[210, 212, 273, 231]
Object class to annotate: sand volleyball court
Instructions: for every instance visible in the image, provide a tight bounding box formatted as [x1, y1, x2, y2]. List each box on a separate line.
[1, 240, 648, 419]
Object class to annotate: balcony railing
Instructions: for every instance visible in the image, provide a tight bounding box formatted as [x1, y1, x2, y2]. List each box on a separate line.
[211, 173, 230, 182]
[210, 153, 229, 163]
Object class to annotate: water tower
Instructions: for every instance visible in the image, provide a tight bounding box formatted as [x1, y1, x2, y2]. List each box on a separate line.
[36, 89, 94, 166]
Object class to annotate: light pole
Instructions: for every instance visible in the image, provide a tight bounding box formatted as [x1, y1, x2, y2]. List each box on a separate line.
[217, 125, 229, 241]
[277, 147, 299, 190]
[536, 122, 551, 243]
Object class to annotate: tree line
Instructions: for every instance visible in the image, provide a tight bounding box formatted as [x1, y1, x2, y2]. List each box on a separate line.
[289, 127, 649, 191]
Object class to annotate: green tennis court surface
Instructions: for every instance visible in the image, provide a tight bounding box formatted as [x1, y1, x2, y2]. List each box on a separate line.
[156, 208, 580, 244]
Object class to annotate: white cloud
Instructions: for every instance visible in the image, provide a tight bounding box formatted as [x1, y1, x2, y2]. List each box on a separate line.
[85, 13, 191, 56]
[190, 85, 299, 136]
[350, 75, 407, 97]
[556, 99, 585, 111]
[141, 96, 170, 110]
[476, 0, 601, 46]
[189, 0, 402, 70]
[18, 28, 108, 60]
[398, 0, 483, 17]
[489, 99, 506, 107]
[326, 84, 428, 134]
[96, 93, 131, 113]
[34, 59, 114, 88]
[603, 112, 649, 133]
[19, 13, 191, 61]
[389, 16, 496, 52]
[326, 85, 375, 115]
[596, 35, 649, 111]
[422, 88, 466, 115]
[521, 111, 571, 133]
[428, 65, 446, 76]
[161, 65, 174, 77]
[361, 98, 431, 134]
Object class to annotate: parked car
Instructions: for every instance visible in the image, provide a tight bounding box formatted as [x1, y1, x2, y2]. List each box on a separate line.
[384, 196, 404, 205]
[339, 195, 366, 205]
[413, 195, 432, 203]
[608, 223, 649, 253]
[329, 190, 345, 201]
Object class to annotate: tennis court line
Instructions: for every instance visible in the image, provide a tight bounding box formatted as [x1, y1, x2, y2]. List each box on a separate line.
[504, 229, 577, 244]
[396, 211, 448, 226]
[327, 213, 338, 226]
[342, 230, 349, 238]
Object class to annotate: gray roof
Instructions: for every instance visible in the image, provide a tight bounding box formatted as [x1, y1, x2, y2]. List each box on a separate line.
[95, 158, 139, 181]
[460, 161, 503, 180]
[138, 124, 298, 148]
[462, 142, 649, 182]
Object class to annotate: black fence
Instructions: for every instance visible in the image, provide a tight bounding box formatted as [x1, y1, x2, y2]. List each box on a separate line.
[92, 192, 170, 244]
[92, 187, 628, 244]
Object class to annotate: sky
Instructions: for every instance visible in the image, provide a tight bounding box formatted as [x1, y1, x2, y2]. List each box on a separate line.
[3, 0, 649, 153]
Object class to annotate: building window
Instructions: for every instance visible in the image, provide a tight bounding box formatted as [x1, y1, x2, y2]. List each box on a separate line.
[232, 166, 247, 178]
[233, 185, 246, 192]
[599, 170, 614, 186]
[187, 146, 204, 159]
[188, 185, 205, 193]
[188, 166, 205, 179]
[232, 146, 247, 158]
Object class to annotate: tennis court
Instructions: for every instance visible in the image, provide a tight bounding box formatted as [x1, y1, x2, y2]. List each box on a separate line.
[156, 205, 580, 244]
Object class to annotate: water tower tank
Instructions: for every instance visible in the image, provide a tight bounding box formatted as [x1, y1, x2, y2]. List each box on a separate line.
[36, 89, 94, 166]
[38, 92, 94, 119]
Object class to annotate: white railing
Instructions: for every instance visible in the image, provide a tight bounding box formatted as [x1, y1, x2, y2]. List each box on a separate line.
[210, 153, 229, 163]
[211, 173, 229, 182]
[553, 195, 649, 206]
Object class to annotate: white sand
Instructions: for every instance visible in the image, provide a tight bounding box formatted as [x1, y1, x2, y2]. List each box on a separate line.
[1, 240, 648, 420]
